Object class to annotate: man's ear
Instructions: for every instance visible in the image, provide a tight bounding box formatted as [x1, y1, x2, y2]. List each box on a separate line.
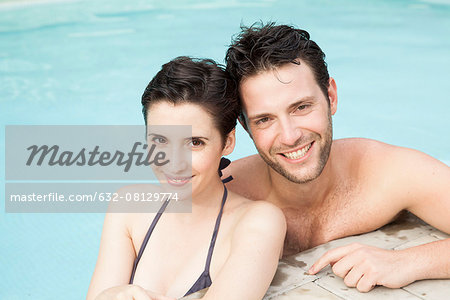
[222, 129, 236, 156]
[328, 77, 338, 115]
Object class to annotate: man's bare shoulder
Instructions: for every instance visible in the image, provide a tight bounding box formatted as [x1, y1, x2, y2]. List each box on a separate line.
[336, 138, 449, 231]
[333, 137, 445, 169]
[332, 138, 415, 170]
[222, 154, 270, 200]
[333, 137, 395, 154]
[335, 138, 449, 199]
[329, 138, 445, 203]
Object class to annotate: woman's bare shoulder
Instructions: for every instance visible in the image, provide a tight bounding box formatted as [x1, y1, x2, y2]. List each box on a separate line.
[223, 193, 286, 265]
[227, 192, 286, 235]
[105, 183, 162, 230]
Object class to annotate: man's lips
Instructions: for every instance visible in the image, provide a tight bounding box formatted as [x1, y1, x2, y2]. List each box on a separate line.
[278, 142, 314, 160]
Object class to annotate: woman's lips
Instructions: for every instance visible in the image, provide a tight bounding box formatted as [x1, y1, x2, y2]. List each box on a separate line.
[164, 174, 193, 186]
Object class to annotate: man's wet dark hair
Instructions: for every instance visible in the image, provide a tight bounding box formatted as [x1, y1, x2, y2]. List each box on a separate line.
[225, 22, 330, 98]
[142, 56, 240, 145]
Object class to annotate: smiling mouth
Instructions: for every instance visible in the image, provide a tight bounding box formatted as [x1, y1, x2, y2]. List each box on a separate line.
[280, 142, 313, 160]
[164, 175, 193, 186]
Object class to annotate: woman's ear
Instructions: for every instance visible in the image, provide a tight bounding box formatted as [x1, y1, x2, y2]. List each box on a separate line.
[222, 129, 236, 156]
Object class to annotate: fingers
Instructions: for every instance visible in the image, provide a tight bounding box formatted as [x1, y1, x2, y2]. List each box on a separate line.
[132, 285, 153, 300]
[151, 295, 176, 300]
[356, 274, 376, 293]
[331, 254, 358, 279]
[342, 266, 364, 288]
[330, 250, 372, 290]
[145, 290, 176, 300]
[309, 243, 363, 274]
[116, 294, 134, 300]
[149, 295, 175, 300]
[97, 284, 171, 300]
[308, 243, 379, 293]
[116, 285, 152, 300]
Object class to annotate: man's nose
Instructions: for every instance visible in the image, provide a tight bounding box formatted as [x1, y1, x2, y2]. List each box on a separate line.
[278, 117, 302, 146]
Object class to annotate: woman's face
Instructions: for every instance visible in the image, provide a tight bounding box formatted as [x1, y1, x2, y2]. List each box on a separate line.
[146, 101, 234, 199]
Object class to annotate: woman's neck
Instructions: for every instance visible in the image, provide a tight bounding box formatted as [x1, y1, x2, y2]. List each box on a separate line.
[166, 178, 225, 221]
[191, 179, 225, 210]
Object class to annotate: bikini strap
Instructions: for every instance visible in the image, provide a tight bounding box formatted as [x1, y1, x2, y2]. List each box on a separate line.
[129, 199, 171, 284]
[203, 186, 228, 273]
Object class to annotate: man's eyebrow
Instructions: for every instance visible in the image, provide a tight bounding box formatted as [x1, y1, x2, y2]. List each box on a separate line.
[288, 96, 315, 110]
[247, 112, 273, 121]
[248, 96, 316, 120]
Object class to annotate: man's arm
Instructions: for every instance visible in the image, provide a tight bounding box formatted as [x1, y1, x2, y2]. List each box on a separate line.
[398, 147, 450, 233]
[310, 143, 450, 291]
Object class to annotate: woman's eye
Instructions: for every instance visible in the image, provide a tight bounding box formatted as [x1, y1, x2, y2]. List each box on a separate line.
[152, 137, 167, 144]
[190, 138, 204, 147]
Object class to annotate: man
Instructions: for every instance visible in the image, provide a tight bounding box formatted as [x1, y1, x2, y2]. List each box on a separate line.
[223, 22, 450, 292]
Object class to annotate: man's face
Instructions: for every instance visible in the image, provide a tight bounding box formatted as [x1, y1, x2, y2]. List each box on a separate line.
[239, 61, 337, 183]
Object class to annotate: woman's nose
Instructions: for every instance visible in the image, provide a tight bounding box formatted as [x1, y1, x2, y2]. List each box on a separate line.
[167, 147, 190, 174]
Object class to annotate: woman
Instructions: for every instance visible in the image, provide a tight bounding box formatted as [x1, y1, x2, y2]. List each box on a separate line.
[87, 57, 286, 300]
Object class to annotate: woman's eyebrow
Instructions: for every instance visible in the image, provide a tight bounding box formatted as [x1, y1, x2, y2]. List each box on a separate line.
[147, 133, 166, 137]
[188, 136, 209, 141]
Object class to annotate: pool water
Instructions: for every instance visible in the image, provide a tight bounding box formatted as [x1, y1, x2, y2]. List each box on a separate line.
[1, 0, 449, 299]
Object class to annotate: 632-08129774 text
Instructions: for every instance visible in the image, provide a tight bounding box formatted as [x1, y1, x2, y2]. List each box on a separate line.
[8, 192, 180, 202]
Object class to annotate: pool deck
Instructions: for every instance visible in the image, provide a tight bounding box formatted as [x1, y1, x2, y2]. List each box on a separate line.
[182, 212, 450, 299]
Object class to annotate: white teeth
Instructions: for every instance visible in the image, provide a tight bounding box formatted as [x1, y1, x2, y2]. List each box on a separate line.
[165, 175, 192, 184]
[169, 177, 189, 183]
[284, 143, 312, 160]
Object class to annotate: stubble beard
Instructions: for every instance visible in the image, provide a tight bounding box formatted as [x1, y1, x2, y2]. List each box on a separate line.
[256, 113, 333, 184]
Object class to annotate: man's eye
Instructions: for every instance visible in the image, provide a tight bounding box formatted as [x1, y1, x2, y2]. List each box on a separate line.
[152, 137, 167, 144]
[297, 104, 309, 111]
[255, 117, 269, 125]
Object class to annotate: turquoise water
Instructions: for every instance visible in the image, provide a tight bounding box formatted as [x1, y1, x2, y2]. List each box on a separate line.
[1, 0, 449, 299]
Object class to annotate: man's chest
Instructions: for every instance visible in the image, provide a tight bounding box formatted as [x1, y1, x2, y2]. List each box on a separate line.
[279, 187, 397, 256]
[281, 206, 348, 255]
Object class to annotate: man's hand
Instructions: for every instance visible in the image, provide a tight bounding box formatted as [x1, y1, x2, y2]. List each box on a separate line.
[308, 243, 417, 292]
